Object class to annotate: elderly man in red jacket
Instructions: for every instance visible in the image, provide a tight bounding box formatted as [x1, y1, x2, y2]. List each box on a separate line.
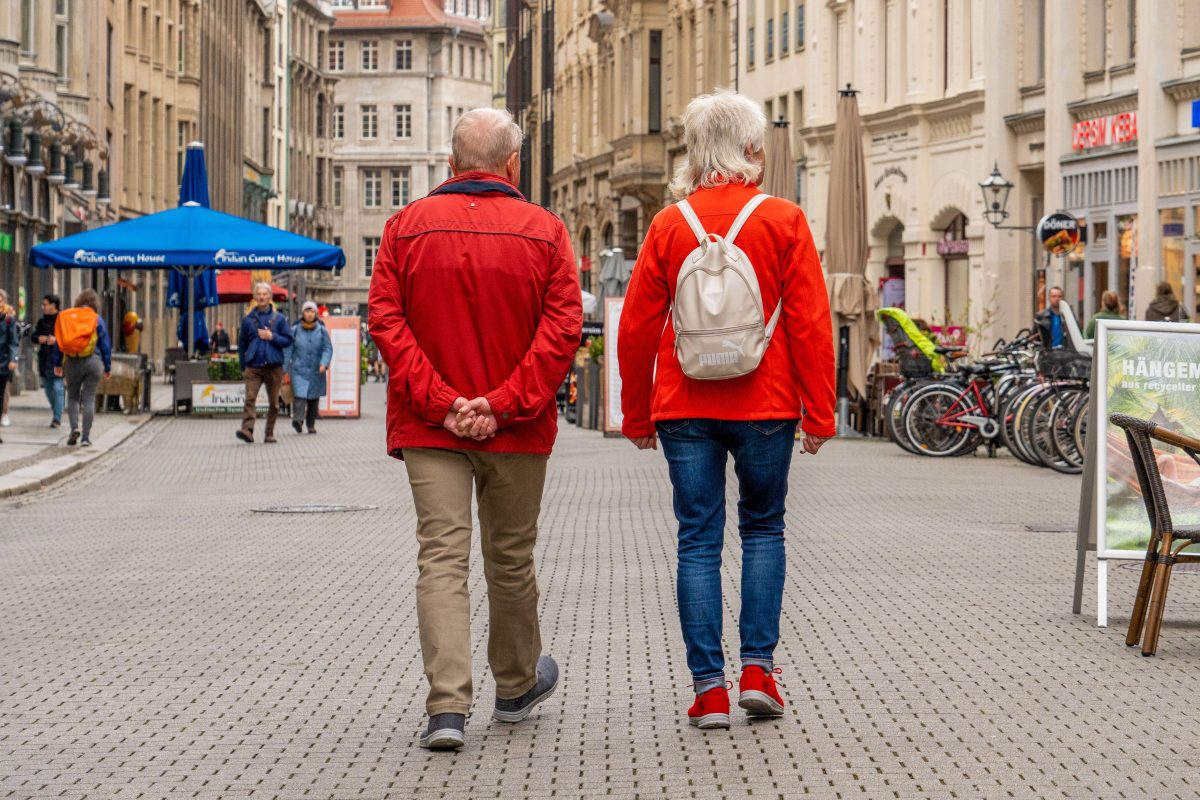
[368, 107, 582, 751]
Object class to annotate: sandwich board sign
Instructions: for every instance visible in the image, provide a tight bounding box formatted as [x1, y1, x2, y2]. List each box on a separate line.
[1073, 319, 1200, 626]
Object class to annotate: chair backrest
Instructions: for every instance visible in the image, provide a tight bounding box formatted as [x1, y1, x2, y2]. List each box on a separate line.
[1110, 413, 1179, 535]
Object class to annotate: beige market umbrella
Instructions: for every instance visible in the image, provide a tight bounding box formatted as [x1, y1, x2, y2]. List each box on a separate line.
[824, 86, 878, 430]
[764, 119, 795, 201]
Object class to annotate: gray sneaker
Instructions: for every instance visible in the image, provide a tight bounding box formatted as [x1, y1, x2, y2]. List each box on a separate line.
[419, 713, 465, 750]
[492, 654, 559, 723]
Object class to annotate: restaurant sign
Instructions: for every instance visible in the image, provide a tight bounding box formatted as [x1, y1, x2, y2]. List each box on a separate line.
[936, 237, 969, 257]
[1071, 112, 1138, 151]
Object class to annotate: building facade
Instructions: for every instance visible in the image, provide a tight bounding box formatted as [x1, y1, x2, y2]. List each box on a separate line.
[987, 0, 1200, 328]
[327, 0, 492, 310]
[547, 0, 733, 295]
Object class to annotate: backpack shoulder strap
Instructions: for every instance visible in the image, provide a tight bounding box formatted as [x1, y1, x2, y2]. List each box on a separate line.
[725, 193, 770, 247]
[675, 200, 709, 246]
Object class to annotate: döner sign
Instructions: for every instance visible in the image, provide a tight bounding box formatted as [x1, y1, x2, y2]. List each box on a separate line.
[1037, 212, 1081, 256]
[1071, 112, 1138, 151]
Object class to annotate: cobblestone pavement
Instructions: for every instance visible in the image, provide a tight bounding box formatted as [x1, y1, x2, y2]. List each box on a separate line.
[3, 383, 1200, 799]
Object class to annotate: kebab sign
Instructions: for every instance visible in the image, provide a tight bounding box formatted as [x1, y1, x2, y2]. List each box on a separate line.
[1037, 212, 1081, 256]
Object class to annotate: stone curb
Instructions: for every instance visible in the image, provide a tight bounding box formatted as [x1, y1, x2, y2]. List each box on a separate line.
[0, 414, 157, 498]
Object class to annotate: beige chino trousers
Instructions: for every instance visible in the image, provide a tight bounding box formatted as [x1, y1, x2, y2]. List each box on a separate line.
[403, 447, 548, 715]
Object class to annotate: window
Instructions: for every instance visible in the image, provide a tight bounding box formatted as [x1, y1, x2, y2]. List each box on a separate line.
[394, 104, 412, 138]
[177, 12, 185, 72]
[107, 22, 115, 101]
[781, 10, 789, 53]
[361, 104, 377, 139]
[363, 236, 381, 276]
[470, 47, 476, 78]
[20, 0, 35, 53]
[390, 167, 410, 207]
[795, 2, 804, 48]
[361, 40, 378, 71]
[333, 166, 343, 207]
[458, 44, 464, 76]
[328, 39, 344, 71]
[766, 18, 774, 61]
[748, 24, 756, 67]
[55, 23, 68, 79]
[333, 104, 344, 138]
[395, 39, 413, 70]
[648, 30, 662, 133]
[362, 169, 382, 208]
[316, 95, 326, 137]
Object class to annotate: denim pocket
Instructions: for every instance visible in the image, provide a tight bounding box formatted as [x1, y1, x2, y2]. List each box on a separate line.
[748, 420, 793, 436]
[657, 419, 691, 435]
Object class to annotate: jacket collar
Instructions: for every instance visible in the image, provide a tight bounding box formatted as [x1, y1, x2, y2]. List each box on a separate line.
[430, 171, 526, 201]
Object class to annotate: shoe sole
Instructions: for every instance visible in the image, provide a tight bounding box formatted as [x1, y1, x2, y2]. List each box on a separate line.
[739, 691, 785, 718]
[492, 680, 558, 723]
[689, 713, 731, 730]
[419, 729, 465, 750]
[235, 432, 253, 443]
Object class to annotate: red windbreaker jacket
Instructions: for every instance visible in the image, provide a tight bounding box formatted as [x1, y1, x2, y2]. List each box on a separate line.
[368, 173, 583, 457]
[618, 183, 836, 439]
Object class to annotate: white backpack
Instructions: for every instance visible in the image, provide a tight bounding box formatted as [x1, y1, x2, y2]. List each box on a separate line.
[672, 194, 781, 380]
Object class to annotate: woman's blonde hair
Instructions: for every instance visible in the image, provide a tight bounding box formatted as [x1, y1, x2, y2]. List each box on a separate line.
[668, 90, 767, 199]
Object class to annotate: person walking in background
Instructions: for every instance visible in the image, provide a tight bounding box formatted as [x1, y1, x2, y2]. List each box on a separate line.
[285, 301, 332, 435]
[0, 291, 20, 442]
[618, 90, 836, 731]
[0, 289, 14, 427]
[1085, 290, 1125, 339]
[34, 293, 63, 428]
[1035, 286, 1067, 349]
[57, 289, 111, 448]
[121, 311, 143, 353]
[1144, 281, 1189, 323]
[236, 282, 292, 444]
[210, 320, 231, 354]
[369, 107, 582, 751]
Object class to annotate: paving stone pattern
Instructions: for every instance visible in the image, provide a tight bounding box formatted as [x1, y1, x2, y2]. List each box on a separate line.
[2, 384, 1199, 799]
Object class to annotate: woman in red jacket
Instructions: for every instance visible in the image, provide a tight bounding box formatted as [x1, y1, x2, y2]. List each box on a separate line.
[618, 90, 836, 731]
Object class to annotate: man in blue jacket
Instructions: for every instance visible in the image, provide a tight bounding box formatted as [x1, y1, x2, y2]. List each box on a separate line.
[236, 282, 293, 443]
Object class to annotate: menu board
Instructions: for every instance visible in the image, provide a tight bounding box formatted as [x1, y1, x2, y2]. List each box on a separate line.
[319, 316, 362, 418]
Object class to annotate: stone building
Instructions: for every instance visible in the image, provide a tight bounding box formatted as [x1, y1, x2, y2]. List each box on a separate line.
[987, 0, 1200, 327]
[546, 0, 734, 294]
[327, 0, 493, 311]
[737, 0, 989, 331]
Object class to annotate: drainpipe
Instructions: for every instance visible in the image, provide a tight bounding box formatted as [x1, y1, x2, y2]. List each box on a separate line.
[733, 0, 739, 91]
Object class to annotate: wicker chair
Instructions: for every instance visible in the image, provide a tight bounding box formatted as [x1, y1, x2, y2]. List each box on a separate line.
[1110, 413, 1200, 656]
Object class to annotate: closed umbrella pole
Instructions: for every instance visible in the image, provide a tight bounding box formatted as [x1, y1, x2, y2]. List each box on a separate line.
[824, 85, 878, 436]
[763, 118, 795, 201]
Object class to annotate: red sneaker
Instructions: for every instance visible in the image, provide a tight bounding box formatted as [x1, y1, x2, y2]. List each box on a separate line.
[688, 685, 731, 729]
[738, 666, 785, 718]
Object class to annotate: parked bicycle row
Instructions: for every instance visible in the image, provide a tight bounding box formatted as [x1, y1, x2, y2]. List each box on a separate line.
[879, 308, 1091, 474]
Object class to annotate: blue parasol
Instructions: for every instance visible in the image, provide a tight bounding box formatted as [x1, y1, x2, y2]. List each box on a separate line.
[167, 143, 219, 311]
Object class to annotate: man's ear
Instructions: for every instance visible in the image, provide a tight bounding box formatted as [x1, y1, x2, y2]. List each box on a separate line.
[448, 155, 457, 175]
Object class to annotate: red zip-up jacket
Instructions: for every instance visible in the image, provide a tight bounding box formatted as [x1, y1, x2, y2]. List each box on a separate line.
[618, 183, 836, 439]
[368, 172, 583, 457]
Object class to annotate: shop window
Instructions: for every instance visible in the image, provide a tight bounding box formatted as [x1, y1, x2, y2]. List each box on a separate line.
[1162, 207, 1185, 300]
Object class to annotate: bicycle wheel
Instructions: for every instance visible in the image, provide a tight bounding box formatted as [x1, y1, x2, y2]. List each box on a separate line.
[1022, 388, 1082, 473]
[1002, 384, 1044, 466]
[885, 380, 925, 455]
[1050, 388, 1087, 469]
[903, 384, 979, 457]
[1072, 396, 1088, 458]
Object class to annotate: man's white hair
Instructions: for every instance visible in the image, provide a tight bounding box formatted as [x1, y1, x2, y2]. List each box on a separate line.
[451, 108, 525, 173]
[668, 90, 767, 199]
[253, 281, 272, 295]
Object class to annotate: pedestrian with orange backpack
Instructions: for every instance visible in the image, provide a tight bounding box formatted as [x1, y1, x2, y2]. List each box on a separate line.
[56, 288, 112, 447]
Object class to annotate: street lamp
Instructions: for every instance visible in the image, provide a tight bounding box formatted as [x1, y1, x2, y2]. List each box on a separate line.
[979, 163, 1034, 231]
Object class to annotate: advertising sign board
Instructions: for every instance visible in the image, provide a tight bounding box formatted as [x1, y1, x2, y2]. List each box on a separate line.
[319, 316, 362, 418]
[193, 382, 270, 414]
[1037, 212, 1081, 256]
[603, 297, 624, 435]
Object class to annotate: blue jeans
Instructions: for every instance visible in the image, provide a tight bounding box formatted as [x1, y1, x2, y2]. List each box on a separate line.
[42, 375, 64, 423]
[657, 418, 798, 693]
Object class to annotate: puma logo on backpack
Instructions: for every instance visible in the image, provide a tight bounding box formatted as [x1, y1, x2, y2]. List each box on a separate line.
[672, 194, 781, 380]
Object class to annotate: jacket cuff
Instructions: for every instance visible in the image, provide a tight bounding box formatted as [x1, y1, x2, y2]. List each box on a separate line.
[800, 419, 836, 438]
[422, 385, 460, 426]
[484, 386, 518, 429]
[622, 420, 656, 439]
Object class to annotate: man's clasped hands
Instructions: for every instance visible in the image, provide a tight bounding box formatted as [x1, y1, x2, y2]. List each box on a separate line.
[443, 396, 499, 441]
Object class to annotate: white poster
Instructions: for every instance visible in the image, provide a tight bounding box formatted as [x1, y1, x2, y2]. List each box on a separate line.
[603, 297, 624, 433]
[320, 316, 362, 418]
